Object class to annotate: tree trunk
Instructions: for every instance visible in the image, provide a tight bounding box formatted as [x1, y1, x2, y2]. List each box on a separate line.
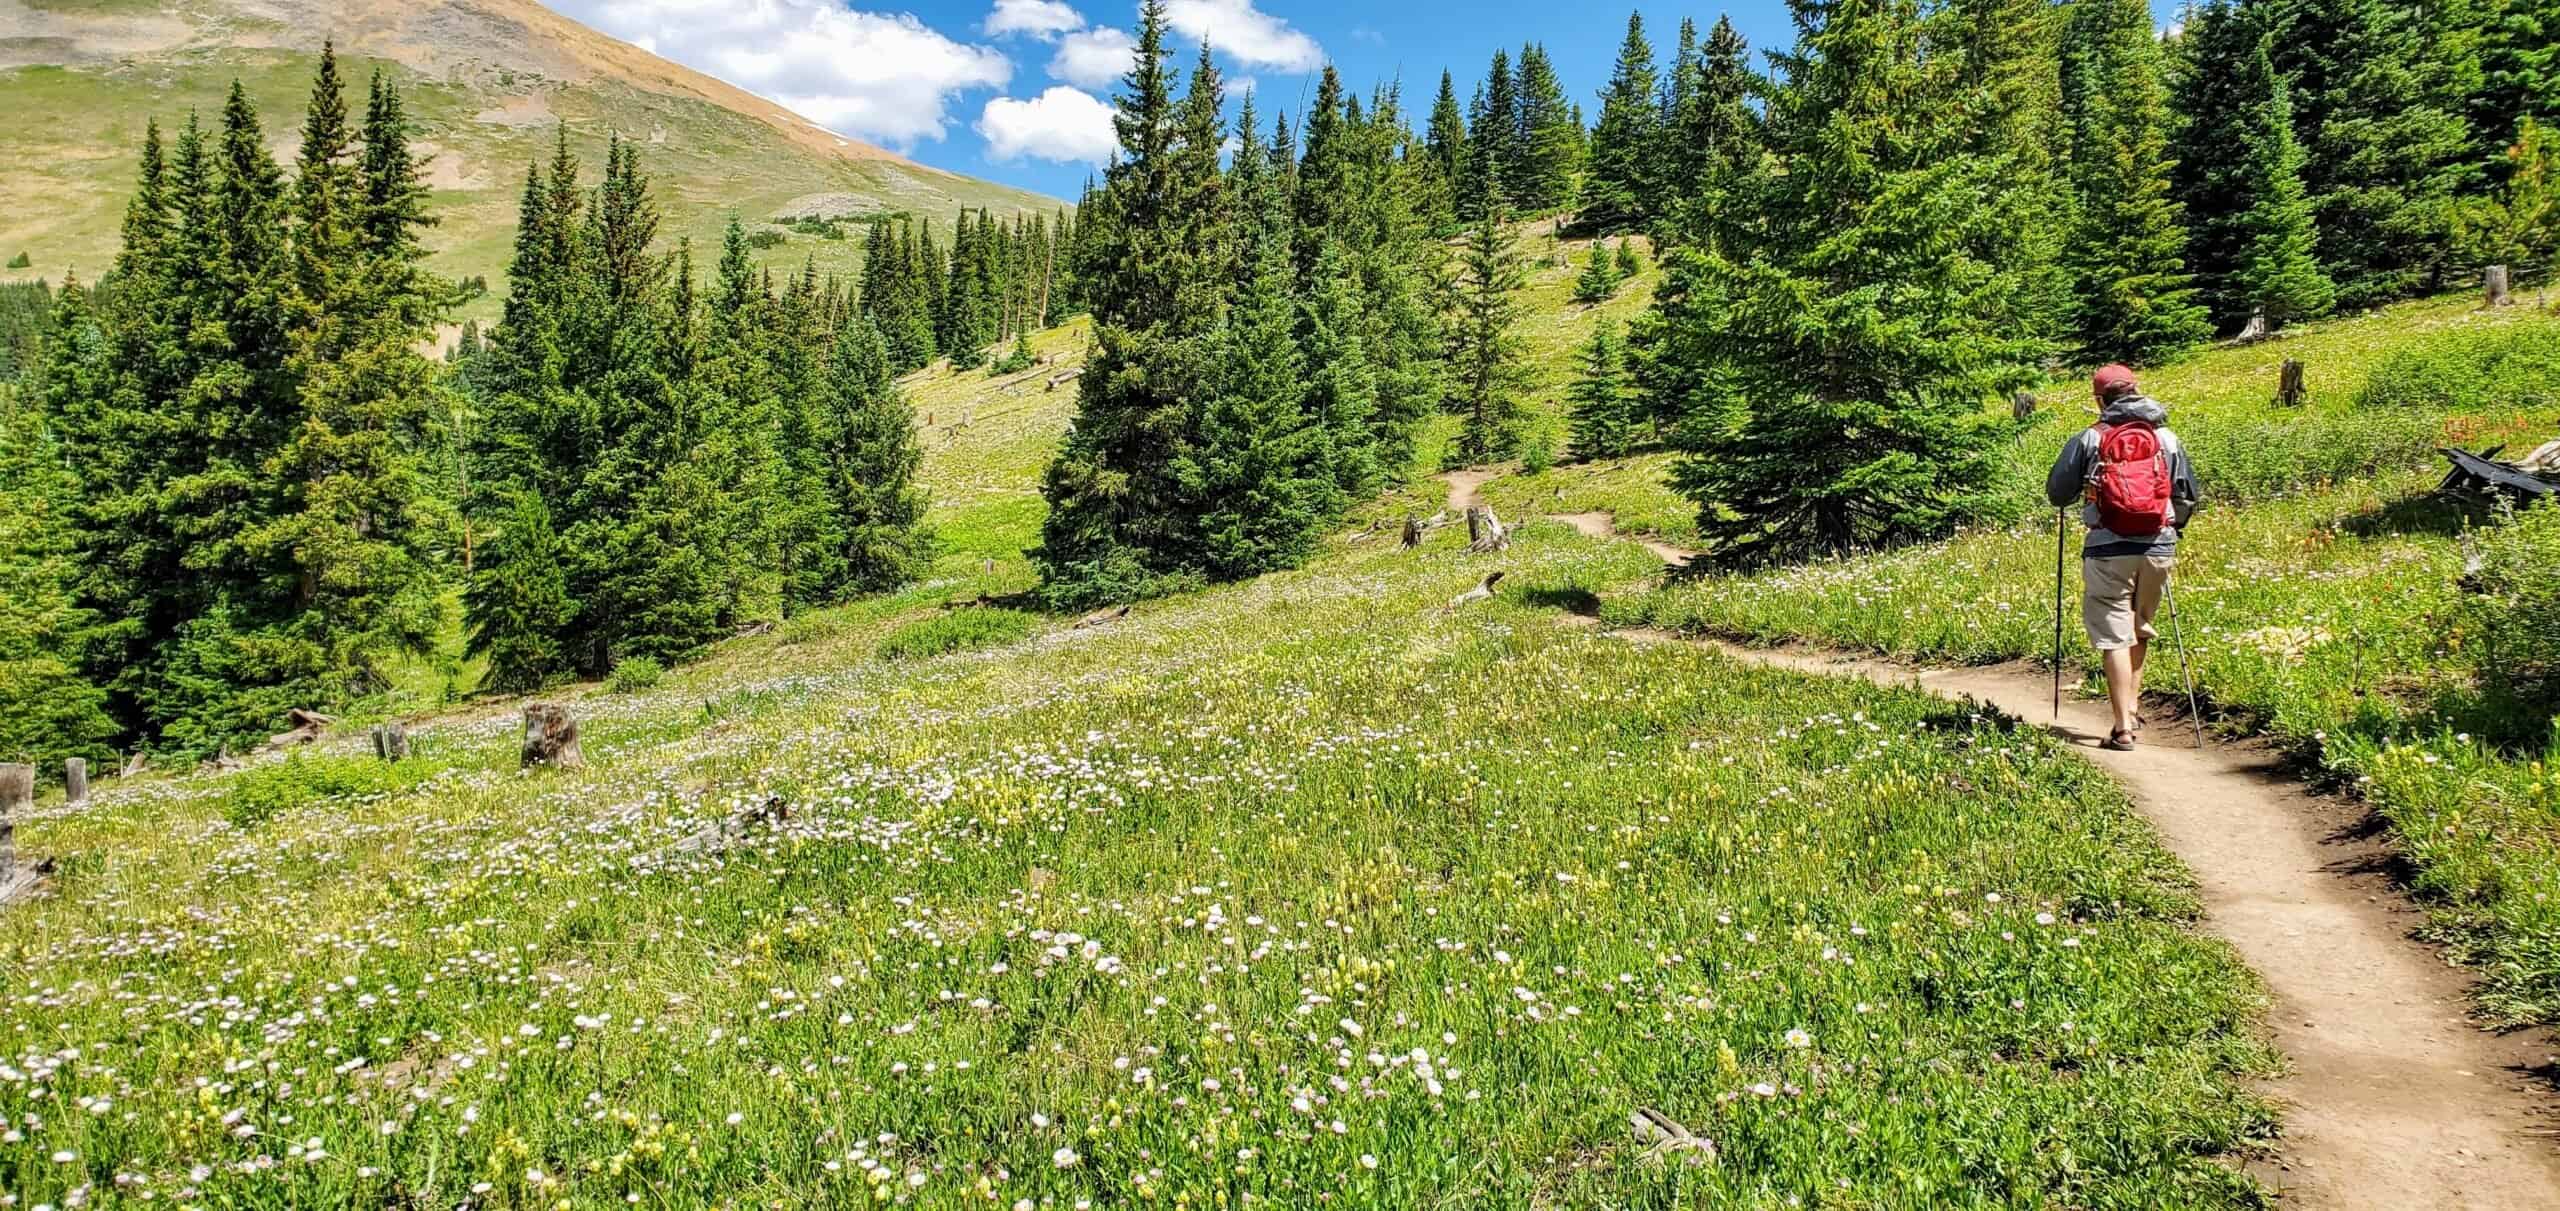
[521, 703, 584, 770]
[2486, 265, 2512, 307]
[2277, 358, 2307, 407]
[63, 759, 87, 806]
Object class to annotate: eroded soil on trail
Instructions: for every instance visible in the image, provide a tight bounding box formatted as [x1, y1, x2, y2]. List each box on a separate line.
[1447, 471, 2560, 1209]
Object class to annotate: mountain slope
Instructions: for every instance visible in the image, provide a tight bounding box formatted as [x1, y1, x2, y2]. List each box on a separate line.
[0, 0, 1058, 297]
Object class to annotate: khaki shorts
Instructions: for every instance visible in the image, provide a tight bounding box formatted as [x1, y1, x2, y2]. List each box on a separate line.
[2082, 554, 2173, 651]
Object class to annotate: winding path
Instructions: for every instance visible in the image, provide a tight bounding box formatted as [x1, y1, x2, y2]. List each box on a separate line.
[1448, 472, 2560, 1208]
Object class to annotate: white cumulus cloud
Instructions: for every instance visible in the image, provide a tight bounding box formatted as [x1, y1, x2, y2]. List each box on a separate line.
[1163, 0, 1322, 72]
[541, 0, 1011, 147]
[977, 86, 1119, 164]
[1048, 26, 1136, 90]
[985, 0, 1086, 39]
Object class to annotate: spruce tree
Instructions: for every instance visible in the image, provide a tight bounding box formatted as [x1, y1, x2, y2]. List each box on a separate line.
[1568, 318, 1634, 460]
[1573, 242, 1622, 304]
[1036, 0, 1225, 606]
[1, 288, 118, 774]
[2455, 117, 2559, 293]
[1299, 238, 1378, 500]
[2482, 0, 2558, 137]
[1472, 51, 1520, 215]
[2061, 0, 2212, 363]
[1511, 44, 1581, 215]
[467, 490, 576, 692]
[1664, 16, 1763, 253]
[818, 316, 933, 593]
[1448, 175, 1527, 464]
[2234, 44, 2336, 330]
[1421, 70, 1470, 235]
[1653, 0, 2040, 563]
[1583, 13, 1661, 232]
[2169, 0, 2264, 328]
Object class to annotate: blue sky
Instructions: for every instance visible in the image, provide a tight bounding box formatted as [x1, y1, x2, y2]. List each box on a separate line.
[538, 1, 2190, 202]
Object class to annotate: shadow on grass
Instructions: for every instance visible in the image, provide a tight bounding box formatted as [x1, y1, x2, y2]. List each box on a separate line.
[1514, 585, 1602, 617]
[2339, 488, 2491, 539]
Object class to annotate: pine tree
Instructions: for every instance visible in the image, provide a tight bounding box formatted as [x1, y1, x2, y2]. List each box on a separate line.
[1036, 0, 1224, 606]
[1448, 175, 1527, 464]
[1, 287, 118, 774]
[1573, 241, 1622, 304]
[1656, 17, 1702, 189]
[2455, 117, 2559, 293]
[1567, 318, 1635, 460]
[1664, 16, 1763, 253]
[1421, 70, 1469, 234]
[818, 316, 933, 593]
[2061, 0, 2212, 362]
[1616, 238, 1642, 278]
[1583, 13, 1661, 231]
[1511, 44, 1581, 214]
[1653, 0, 2040, 563]
[2234, 43, 2336, 330]
[467, 490, 576, 692]
[1471, 50, 1519, 216]
[2169, 0, 2264, 328]
[2482, 0, 2558, 138]
[1298, 238, 1377, 500]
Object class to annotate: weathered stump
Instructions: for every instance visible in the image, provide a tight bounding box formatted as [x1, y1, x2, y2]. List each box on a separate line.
[1401, 516, 1423, 549]
[2236, 308, 2272, 344]
[1465, 506, 1511, 553]
[63, 758, 88, 805]
[2486, 265, 2512, 307]
[2011, 390, 2038, 420]
[521, 703, 584, 770]
[2277, 358, 2307, 407]
[0, 764, 39, 903]
[371, 723, 410, 762]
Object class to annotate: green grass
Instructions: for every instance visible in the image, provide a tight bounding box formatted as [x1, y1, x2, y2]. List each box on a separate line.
[0, 508, 2277, 1207]
[875, 607, 1038, 660]
[1600, 298, 2560, 1025]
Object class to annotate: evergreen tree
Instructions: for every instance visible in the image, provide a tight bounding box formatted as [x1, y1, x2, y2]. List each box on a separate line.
[1036, 0, 1226, 606]
[1448, 175, 1528, 463]
[1567, 318, 1635, 460]
[2482, 0, 2558, 137]
[467, 490, 576, 692]
[2061, 0, 2213, 362]
[1298, 239, 1377, 500]
[1421, 70, 1470, 234]
[1470, 50, 1520, 215]
[1, 289, 118, 774]
[2455, 116, 2559, 292]
[817, 317, 933, 593]
[1652, 0, 2040, 563]
[1583, 13, 1661, 231]
[1511, 44, 1581, 214]
[1573, 241, 1622, 304]
[2233, 43, 2336, 330]
[1663, 16, 1763, 253]
[1616, 237, 1642, 278]
[2169, 0, 2265, 327]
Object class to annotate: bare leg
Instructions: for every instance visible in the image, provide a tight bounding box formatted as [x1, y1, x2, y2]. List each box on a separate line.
[2128, 639, 2148, 723]
[2104, 646, 2142, 738]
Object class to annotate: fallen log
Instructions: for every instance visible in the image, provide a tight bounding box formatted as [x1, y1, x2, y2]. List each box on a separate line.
[1045, 367, 1083, 392]
[1628, 1107, 1717, 1167]
[261, 708, 335, 753]
[661, 794, 789, 858]
[1447, 571, 1506, 609]
[1073, 604, 1131, 630]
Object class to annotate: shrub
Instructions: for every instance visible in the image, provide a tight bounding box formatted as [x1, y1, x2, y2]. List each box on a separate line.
[606, 656, 666, 693]
[1518, 430, 1558, 475]
[746, 230, 788, 250]
[2353, 316, 2560, 414]
[225, 754, 413, 830]
[876, 608, 1038, 661]
[992, 333, 1037, 375]
[5, 252, 28, 270]
[778, 612, 845, 646]
[2466, 500, 2560, 716]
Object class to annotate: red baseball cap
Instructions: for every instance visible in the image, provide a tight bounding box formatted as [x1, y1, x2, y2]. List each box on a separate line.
[2092, 364, 2138, 399]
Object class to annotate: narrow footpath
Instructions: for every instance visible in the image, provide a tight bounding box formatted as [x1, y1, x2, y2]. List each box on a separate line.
[1448, 473, 2560, 1209]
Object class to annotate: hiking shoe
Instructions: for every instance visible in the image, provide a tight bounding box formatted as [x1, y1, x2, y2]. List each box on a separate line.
[2104, 730, 2138, 752]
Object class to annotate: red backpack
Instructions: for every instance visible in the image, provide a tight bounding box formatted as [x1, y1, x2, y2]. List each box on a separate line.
[2091, 419, 2174, 536]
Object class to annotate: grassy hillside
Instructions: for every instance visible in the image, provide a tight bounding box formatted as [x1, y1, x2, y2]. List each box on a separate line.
[0, 0, 1058, 314]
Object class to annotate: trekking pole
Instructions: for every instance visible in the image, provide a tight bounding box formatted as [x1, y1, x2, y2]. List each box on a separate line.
[2164, 570, 2207, 749]
[2052, 510, 2067, 721]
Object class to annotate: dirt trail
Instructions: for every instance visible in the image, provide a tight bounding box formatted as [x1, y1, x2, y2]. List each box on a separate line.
[1445, 473, 2560, 1208]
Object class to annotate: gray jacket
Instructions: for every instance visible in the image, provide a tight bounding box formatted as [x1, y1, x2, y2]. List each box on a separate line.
[2045, 395, 2200, 558]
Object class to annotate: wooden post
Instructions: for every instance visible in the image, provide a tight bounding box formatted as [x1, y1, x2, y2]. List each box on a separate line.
[521, 704, 584, 770]
[63, 758, 87, 805]
[2486, 265, 2512, 307]
[0, 764, 28, 879]
[2277, 358, 2307, 407]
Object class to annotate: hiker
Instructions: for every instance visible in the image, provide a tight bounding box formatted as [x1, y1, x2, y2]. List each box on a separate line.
[2047, 364, 2200, 751]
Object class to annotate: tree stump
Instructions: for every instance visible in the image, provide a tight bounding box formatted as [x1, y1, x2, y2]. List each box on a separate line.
[1465, 506, 1511, 553]
[2236, 308, 2272, 344]
[521, 704, 584, 770]
[63, 758, 88, 806]
[2011, 390, 2038, 420]
[1401, 516, 1423, 549]
[2486, 265, 2512, 307]
[2276, 358, 2307, 407]
[0, 764, 27, 870]
[371, 723, 410, 762]
[0, 764, 38, 903]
